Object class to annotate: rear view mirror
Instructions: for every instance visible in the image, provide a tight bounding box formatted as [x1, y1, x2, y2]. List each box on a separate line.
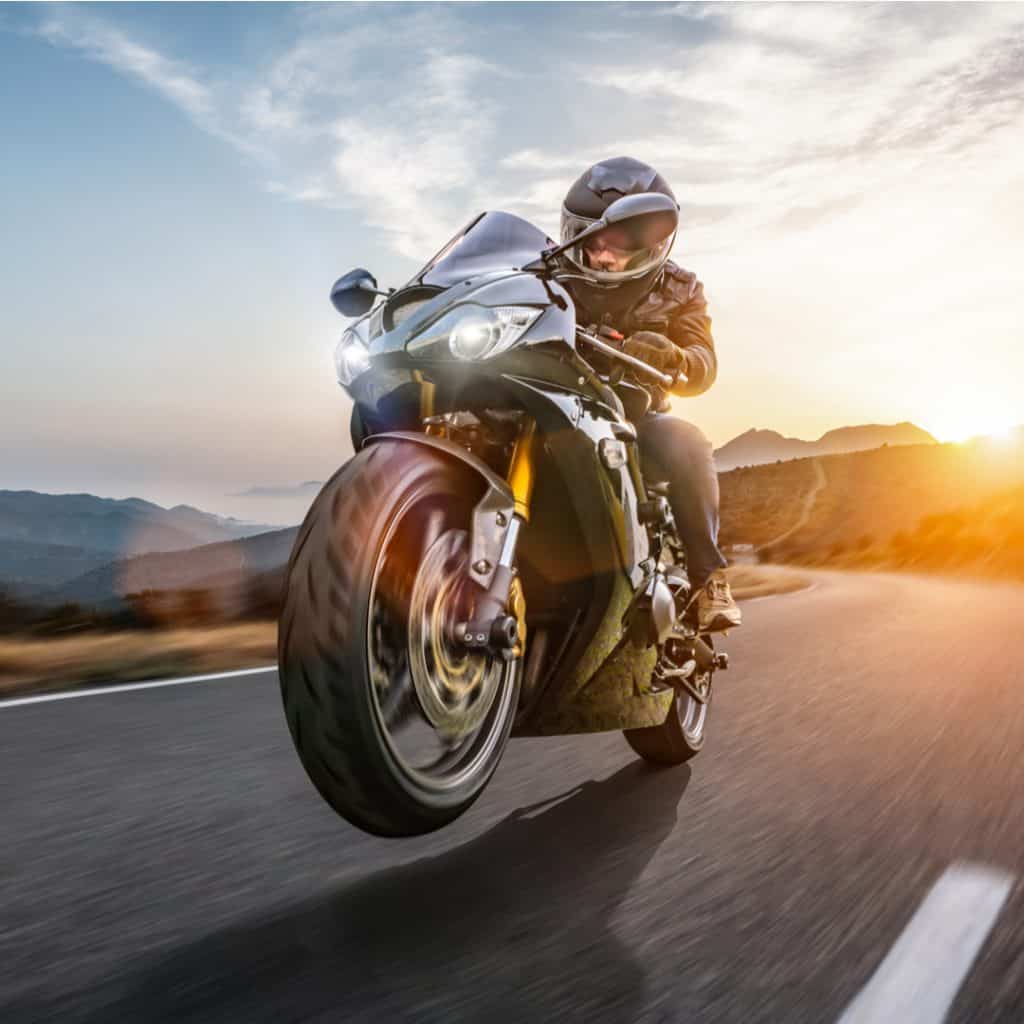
[330, 268, 384, 317]
[531, 191, 679, 268]
[601, 192, 678, 244]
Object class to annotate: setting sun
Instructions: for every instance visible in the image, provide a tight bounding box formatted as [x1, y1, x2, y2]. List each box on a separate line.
[921, 402, 1020, 444]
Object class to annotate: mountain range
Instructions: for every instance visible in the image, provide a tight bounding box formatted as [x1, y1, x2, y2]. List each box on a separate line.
[713, 422, 937, 471]
[0, 421, 966, 606]
[50, 527, 298, 610]
[0, 491, 275, 593]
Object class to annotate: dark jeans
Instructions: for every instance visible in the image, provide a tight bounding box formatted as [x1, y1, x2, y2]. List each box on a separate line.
[635, 414, 727, 587]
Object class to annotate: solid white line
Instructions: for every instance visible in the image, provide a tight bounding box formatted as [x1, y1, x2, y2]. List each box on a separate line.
[0, 665, 278, 710]
[837, 861, 1015, 1024]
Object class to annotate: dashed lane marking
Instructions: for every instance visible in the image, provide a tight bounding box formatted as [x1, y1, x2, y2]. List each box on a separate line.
[0, 665, 278, 710]
[838, 861, 1015, 1023]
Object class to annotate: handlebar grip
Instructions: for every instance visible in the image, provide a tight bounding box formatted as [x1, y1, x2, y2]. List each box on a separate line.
[575, 328, 675, 389]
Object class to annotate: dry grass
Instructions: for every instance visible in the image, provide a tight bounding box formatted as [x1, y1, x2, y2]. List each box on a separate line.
[0, 622, 276, 697]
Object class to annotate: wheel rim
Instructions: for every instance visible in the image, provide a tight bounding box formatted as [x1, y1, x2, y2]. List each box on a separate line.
[366, 493, 516, 799]
[678, 685, 708, 746]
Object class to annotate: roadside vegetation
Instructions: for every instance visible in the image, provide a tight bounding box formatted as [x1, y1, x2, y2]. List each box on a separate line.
[0, 577, 280, 696]
[0, 622, 275, 697]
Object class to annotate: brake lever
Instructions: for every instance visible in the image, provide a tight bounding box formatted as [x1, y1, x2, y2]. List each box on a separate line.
[575, 327, 675, 388]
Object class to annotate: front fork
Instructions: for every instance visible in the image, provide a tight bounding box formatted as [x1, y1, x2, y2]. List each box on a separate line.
[415, 372, 534, 656]
[458, 415, 535, 658]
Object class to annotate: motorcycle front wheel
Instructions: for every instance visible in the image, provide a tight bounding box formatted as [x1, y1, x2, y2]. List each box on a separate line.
[278, 440, 520, 837]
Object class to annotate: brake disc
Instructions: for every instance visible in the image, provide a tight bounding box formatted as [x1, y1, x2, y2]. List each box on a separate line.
[407, 529, 502, 739]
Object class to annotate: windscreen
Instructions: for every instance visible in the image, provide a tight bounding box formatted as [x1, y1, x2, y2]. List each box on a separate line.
[415, 211, 554, 289]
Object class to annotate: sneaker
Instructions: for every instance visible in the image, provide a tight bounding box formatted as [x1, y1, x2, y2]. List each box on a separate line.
[692, 570, 742, 633]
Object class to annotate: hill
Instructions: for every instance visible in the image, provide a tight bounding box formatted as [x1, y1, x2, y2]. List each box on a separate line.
[720, 435, 1024, 578]
[0, 491, 277, 589]
[714, 422, 936, 471]
[0, 539, 115, 595]
[49, 527, 298, 610]
[0, 490, 276, 554]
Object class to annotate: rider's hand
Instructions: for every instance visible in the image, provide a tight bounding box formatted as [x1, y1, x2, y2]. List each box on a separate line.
[623, 331, 685, 375]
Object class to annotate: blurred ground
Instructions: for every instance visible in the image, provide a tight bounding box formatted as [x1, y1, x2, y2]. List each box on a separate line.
[0, 566, 806, 697]
[0, 623, 276, 697]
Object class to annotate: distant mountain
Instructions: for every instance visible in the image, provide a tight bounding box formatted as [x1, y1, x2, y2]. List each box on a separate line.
[0, 491, 276, 556]
[50, 527, 298, 609]
[0, 491, 278, 592]
[0, 539, 115, 595]
[714, 422, 937, 471]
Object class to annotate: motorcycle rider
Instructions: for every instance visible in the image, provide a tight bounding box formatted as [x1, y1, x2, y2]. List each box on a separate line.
[559, 156, 741, 633]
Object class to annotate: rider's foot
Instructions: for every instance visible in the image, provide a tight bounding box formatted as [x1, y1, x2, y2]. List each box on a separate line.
[691, 569, 742, 633]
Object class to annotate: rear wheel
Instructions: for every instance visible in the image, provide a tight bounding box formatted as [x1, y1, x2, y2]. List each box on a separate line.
[278, 441, 520, 836]
[623, 663, 710, 766]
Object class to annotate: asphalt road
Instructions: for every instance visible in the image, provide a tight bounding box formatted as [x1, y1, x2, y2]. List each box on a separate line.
[2, 569, 1023, 1022]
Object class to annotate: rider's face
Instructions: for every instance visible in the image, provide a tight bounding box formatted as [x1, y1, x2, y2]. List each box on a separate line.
[582, 228, 635, 273]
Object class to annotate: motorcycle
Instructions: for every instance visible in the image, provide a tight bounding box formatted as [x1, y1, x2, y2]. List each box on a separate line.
[278, 193, 729, 836]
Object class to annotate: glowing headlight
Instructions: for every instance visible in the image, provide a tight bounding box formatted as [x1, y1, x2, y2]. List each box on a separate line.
[333, 328, 371, 386]
[407, 304, 541, 361]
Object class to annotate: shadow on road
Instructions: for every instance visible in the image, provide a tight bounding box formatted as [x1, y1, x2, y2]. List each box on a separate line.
[78, 760, 691, 1023]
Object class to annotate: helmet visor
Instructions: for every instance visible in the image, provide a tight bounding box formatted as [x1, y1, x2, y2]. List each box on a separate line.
[560, 208, 675, 285]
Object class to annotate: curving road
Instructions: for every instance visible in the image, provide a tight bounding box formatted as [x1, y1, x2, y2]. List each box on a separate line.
[2, 569, 1023, 1022]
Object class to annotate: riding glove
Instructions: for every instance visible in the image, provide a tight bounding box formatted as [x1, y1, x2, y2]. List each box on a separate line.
[623, 331, 686, 376]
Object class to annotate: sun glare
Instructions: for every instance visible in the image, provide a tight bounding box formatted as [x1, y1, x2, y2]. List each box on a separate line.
[923, 403, 1020, 444]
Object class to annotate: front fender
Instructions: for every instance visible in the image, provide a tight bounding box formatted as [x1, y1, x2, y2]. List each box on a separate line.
[363, 431, 515, 590]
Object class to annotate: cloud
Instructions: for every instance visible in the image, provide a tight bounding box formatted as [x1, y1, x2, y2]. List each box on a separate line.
[36, 14, 212, 119]
[231, 481, 323, 499]
[27, 2, 1024, 273]
[32, 10, 262, 158]
[577, 3, 1024, 248]
[325, 50, 499, 258]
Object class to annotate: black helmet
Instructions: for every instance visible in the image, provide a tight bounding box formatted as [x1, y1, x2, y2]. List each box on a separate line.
[560, 156, 678, 316]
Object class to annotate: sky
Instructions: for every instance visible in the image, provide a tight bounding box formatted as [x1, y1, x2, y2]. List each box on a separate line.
[2, 2, 1023, 525]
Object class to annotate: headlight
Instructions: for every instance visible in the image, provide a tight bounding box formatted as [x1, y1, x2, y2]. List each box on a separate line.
[407, 304, 541, 361]
[333, 328, 371, 386]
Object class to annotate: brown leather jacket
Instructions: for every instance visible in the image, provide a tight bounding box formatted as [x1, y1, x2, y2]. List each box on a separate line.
[573, 260, 717, 399]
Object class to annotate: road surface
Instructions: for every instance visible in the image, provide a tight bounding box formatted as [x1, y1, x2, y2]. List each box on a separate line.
[2, 569, 1023, 1022]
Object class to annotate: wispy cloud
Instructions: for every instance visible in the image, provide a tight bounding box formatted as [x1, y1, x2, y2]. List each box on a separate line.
[36, 14, 212, 119]
[33, 10, 263, 158]
[28, 2, 1024, 274]
[576, 3, 1024, 247]
[231, 481, 323, 499]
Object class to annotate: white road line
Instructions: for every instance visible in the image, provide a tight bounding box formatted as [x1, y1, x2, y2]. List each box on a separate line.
[0, 665, 278, 710]
[838, 861, 1015, 1024]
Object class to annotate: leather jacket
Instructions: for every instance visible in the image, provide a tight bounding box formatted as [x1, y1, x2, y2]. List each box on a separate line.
[571, 260, 717, 400]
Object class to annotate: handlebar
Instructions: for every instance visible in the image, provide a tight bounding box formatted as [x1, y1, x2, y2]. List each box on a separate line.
[574, 327, 684, 390]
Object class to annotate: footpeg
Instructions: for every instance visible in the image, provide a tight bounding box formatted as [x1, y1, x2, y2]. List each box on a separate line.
[713, 652, 729, 671]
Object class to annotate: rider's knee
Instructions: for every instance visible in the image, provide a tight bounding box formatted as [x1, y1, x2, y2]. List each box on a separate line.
[641, 416, 713, 470]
